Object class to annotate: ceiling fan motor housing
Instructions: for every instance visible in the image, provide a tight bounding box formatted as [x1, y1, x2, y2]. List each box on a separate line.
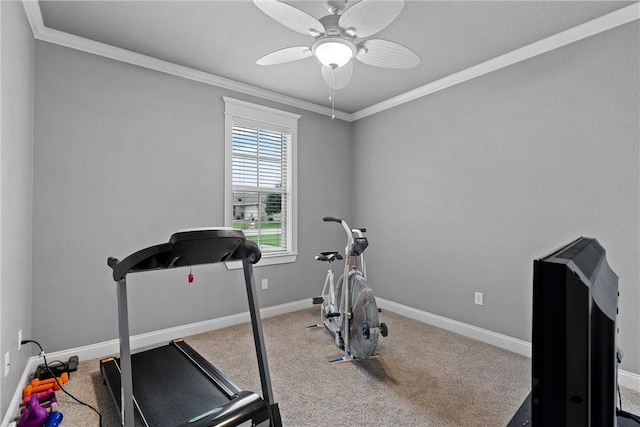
[319, 14, 346, 37]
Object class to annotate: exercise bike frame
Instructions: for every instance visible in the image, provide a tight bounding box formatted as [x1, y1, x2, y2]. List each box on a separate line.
[321, 216, 382, 363]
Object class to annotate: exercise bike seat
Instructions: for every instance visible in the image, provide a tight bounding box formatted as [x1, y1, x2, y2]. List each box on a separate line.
[315, 251, 343, 263]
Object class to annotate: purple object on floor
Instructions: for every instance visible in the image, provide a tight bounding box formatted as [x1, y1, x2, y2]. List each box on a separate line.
[19, 394, 48, 427]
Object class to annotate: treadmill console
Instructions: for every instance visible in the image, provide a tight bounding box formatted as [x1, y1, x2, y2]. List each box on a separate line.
[109, 228, 261, 281]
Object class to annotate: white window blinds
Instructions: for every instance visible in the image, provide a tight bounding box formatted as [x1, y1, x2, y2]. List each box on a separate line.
[231, 124, 291, 254]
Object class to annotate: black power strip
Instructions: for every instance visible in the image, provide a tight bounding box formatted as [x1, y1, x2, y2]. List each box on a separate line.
[34, 355, 79, 380]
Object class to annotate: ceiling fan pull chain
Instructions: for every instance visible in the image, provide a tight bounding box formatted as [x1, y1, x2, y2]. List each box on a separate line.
[331, 89, 336, 120]
[331, 67, 336, 120]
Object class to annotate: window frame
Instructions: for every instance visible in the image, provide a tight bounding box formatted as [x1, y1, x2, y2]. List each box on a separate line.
[223, 97, 299, 268]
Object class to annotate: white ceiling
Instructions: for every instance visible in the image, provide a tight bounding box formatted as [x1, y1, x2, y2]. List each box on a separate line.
[34, 1, 636, 116]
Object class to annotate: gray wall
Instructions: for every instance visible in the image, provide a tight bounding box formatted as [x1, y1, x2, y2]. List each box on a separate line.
[32, 41, 352, 352]
[9, 4, 638, 415]
[1, 0, 35, 416]
[351, 21, 639, 375]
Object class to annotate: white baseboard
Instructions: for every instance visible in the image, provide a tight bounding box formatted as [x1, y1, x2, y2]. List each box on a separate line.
[376, 297, 640, 393]
[376, 298, 532, 357]
[1, 298, 312, 427]
[4, 296, 638, 426]
[40, 298, 312, 363]
[618, 369, 640, 393]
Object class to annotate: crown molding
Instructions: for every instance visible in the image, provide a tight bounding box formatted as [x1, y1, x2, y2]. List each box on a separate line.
[20, 0, 352, 122]
[352, 2, 640, 121]
[21, 1, 639, 123]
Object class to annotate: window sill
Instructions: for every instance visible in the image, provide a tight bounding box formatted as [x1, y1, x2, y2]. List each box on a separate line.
[225, 253, 298, 270]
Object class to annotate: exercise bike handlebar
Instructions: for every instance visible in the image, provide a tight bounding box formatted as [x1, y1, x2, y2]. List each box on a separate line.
[322, 216, 343, 223]
[323, 216, 354, 243]
[322, 216, 366, 232]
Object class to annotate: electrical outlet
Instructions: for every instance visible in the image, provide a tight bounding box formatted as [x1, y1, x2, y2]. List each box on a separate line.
[474, 292, 484, 306]
[261, 279, 268, 290]
[4, 352, 10, 377]
[18, 330, 22, 350]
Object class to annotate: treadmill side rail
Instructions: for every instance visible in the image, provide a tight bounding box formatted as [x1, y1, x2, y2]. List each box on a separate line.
[170, 339, 241, 397]
[175, 391, 267, 427]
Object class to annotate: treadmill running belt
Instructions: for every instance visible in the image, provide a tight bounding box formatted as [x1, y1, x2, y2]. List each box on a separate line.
[129, 345, 231, 426]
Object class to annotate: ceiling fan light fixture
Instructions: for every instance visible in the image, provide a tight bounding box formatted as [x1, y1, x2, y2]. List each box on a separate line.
[312, 38, 355, 69]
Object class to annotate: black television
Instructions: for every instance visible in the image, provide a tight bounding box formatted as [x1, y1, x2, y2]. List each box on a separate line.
[531, 237, 619, 427]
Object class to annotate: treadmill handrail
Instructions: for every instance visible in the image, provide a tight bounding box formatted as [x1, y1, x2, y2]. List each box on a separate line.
[109, 243, 174, 282]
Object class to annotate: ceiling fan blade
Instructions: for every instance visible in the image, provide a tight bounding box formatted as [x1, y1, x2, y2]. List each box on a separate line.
[355, 39, 420, 69]
[253, 0, 324, 36]
[257, 47, 313, 65]
[339, 0, 404, 39]
[321, 62, 353, 90]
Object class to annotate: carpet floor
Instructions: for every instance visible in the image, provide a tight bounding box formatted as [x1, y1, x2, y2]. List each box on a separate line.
[49, 307, 639, 426]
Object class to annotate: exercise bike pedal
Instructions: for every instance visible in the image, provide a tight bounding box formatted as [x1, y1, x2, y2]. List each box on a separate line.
[380, 322, 389, 337]
[312, 297, 324, 305]
[326, 312, 341, 318]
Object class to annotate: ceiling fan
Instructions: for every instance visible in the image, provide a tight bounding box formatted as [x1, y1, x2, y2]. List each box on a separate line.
[253, 0, 420, 91]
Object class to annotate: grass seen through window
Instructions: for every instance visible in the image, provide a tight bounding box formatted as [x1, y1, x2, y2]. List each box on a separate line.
[233, 220, 282, 249]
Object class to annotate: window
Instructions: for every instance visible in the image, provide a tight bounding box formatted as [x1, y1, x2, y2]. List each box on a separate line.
[224, 97, 299, 267]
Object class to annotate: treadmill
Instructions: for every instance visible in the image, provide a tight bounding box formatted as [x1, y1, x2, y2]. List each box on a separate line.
[100, 228, 282, 426]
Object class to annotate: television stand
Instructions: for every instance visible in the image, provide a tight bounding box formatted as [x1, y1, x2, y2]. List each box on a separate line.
[506, 392, 531, 426]
[507, 392, 639, 427]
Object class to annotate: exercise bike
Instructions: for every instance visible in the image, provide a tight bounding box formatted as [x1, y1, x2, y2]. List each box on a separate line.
[309, 216, 388, 363]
